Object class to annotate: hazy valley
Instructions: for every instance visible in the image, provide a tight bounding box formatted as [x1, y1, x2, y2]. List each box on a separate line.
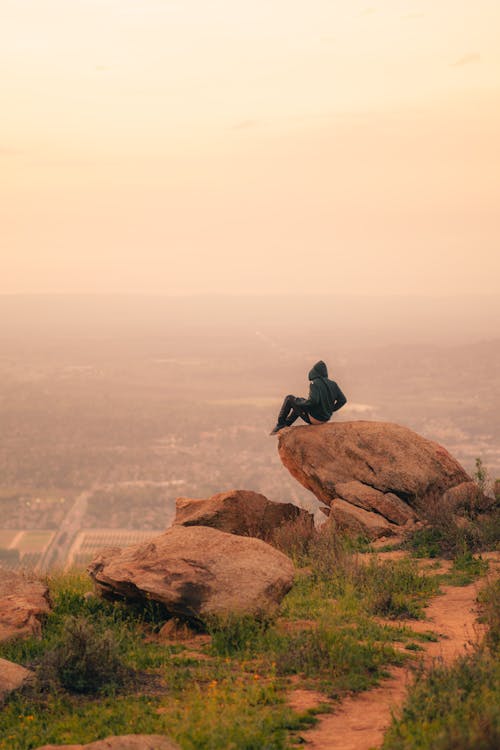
[1, 294, 499, 570]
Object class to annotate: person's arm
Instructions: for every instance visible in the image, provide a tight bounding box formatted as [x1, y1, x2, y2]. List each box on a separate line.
[331, 384, 347, 412]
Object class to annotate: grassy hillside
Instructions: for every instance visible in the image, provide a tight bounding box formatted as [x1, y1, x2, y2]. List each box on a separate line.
[0, 520, 498, 750]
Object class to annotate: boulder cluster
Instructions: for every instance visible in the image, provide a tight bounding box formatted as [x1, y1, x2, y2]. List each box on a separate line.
[80, 420, 486, 616]
[87, 488, 305, 621]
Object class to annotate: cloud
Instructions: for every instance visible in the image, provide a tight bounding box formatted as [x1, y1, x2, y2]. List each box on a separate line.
[360, 7, 377, 16]
[450, 53, 481, 67]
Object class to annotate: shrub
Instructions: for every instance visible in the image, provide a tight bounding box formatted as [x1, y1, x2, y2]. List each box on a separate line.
[404, 480, 500, 559]
[351, 558, 438, 619]
[479, 578, 500, 653]
[270, 513, 317, 561]
[443, 550, 489, 586]
[403, 526, 444, 558]
[39, 615, 130, 694]
[271, 515, 369, 568]
[307, 521, 361, 578]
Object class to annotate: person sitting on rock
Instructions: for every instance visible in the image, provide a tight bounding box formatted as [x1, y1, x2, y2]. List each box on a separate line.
[270, 360, 347, 435]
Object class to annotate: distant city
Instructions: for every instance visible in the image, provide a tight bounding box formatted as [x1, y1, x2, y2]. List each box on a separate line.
[1, 294, 499, 571]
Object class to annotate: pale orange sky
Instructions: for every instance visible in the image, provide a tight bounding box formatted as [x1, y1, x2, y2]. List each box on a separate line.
[1, 0, 499, 294]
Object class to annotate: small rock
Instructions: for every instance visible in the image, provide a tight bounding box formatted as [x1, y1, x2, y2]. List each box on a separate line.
[0, 658, 34, 702]
[0, 568, 51, 643]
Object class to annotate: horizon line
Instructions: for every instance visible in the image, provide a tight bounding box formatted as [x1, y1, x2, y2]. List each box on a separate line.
[1, 291, 500, 299]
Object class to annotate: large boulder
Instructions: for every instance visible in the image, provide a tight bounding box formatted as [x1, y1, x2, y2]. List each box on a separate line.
[278, 421, 473, 538]
[88, 525, 294, 621]
[174, 489, 314, 540]
[0, 658, 34, 702]
[35, 736, 180, 750]
[0, 568, 51, 643]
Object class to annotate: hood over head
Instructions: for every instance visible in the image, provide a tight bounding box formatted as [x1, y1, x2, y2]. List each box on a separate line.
[308, 360, 328, 380]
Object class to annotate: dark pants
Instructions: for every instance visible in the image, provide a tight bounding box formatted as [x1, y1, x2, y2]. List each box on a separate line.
[277, 394, 312, 427]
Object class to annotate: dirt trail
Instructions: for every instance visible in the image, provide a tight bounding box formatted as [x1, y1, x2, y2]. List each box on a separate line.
[291, 556, 499, 750]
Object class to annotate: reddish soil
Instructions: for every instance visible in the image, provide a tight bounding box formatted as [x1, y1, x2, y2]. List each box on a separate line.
[297, 667, 410, 750]
[289, 552, 500, 750]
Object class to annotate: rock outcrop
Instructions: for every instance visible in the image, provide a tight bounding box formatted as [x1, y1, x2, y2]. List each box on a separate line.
[174, 489, 314, 540]
[0, 658, 34, 702]
[88, 525, 294, 621]
[35, 736, 180, 750]
[0, 568, 51, 643]
[278, 421, 474, 538]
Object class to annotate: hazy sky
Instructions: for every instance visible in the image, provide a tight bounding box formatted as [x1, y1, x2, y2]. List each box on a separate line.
[2, 1, 499, 294]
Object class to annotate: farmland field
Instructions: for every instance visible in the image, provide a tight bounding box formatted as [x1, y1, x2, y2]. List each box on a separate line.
[68, 528, 163, 567]
[0, 530, 19, 547]
[15, 530, 54, 553]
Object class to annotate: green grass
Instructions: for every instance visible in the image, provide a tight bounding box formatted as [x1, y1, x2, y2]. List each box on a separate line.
[205, 551, 441, 697]
[288, 546, 439, 620]
[404, 527, 444, 558]
[381, 578, 500, 750]
[381, 649, 500, 750]
[403, 501, 500, 560]
[0, 570, 169, 670]
[0, 572, 312, 749]
[0, 677, 311, 750]
[0, 534, 485, 750]
[438, 551, 489, 587]
[272, 627, 403, 695]
[207, 613, 405, 697]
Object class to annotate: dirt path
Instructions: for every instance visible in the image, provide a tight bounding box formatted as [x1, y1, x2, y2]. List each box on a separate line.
[291, 560, 498, 750]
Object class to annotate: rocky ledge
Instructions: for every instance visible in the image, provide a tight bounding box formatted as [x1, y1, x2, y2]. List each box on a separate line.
[278, 420, 482, 539]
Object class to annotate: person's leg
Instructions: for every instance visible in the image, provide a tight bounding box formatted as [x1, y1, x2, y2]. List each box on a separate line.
[270, 395, 311, 434]
[276, 394, 296, 427]
[284, 397, 311, 426]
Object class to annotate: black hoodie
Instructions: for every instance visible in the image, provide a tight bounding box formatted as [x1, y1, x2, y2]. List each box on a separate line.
[303, 360, 347, 422]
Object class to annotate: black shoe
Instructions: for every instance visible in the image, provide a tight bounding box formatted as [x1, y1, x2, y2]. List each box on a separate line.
[269, 423, 285, 436]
